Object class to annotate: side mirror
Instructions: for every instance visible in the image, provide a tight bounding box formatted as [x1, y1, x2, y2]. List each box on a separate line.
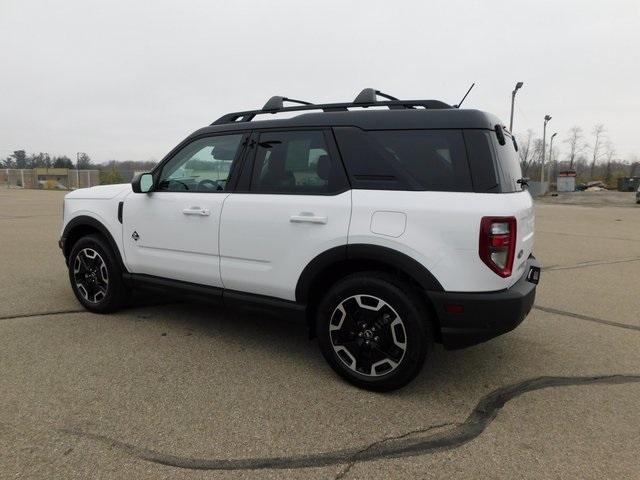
[132, 173, 154, 193]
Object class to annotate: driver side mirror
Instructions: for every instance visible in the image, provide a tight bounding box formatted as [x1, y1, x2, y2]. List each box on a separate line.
[132, 173, 154, 193]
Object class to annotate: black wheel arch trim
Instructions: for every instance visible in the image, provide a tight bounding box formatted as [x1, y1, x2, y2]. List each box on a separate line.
[295, 243, 444, 304]
[61, 216, 127, 271]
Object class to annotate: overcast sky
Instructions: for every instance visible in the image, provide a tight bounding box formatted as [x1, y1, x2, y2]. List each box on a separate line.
[1, 0, 638, 164]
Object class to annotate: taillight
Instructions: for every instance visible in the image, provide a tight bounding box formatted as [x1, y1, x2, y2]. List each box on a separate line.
[479, 216, 517, 277]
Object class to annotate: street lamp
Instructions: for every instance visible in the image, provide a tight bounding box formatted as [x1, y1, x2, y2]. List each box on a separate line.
[548, 132, 557, 183]
[540, 115, 552, 185]
[509, 82, 524, 132]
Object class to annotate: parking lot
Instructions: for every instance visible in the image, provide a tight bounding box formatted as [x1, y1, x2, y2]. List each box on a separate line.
[1, 188, 639, 479]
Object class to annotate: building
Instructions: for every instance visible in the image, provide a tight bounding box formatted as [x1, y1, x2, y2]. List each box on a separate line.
[557, 170, 577, 192]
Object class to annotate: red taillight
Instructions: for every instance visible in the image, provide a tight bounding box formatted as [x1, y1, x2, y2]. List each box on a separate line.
[479, 216, 517, 277]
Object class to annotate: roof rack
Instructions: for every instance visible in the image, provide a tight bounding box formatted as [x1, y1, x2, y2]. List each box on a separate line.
[212, 88, 452, 125]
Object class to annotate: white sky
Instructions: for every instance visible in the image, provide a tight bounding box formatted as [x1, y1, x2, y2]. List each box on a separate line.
[1, 0, 638, 164]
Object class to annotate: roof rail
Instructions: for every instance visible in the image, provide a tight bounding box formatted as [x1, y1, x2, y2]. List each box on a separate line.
[212, 89, 452, 125]
[353, 88, 399, 103]
[262, 96, 313, 110]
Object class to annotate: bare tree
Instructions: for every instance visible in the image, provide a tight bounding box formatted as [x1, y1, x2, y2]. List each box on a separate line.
[517, 130, 536, 176]
[563, 126, 585, 170]
[589, 124, 606, 179]
[603, 141, 616, 185]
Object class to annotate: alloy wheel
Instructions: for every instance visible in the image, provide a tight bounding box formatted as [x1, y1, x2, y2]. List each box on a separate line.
[329, 294, 407, 377]
[73, 248, 109, 304]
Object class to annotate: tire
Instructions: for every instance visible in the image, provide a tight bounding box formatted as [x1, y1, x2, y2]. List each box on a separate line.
[316, 272, 433, 392]
[67, 234, 127, 313]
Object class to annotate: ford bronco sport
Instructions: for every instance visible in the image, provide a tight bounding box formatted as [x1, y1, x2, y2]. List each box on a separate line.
[59, 89, 541, 391]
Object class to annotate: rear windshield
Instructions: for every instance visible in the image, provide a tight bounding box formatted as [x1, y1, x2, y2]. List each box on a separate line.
[463, 129, 524, 193]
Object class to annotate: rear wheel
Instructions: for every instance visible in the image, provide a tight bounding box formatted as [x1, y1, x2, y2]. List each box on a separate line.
[316, 272, 432, 391]
[68, 234, 127, 313]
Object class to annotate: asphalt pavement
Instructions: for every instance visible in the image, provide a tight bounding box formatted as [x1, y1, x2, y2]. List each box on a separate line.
[1, 188, 639, 479]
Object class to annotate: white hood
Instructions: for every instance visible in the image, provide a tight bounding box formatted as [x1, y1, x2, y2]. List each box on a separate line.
[65, 183, 132, 200]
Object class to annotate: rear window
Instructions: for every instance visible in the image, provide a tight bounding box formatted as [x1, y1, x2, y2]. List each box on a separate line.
[333, 127, 472, 192]
[492, 132, 524, 192]
[463, 130, 524, 193]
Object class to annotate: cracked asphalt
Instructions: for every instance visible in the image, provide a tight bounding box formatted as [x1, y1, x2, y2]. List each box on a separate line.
[1, 189, 639, 479]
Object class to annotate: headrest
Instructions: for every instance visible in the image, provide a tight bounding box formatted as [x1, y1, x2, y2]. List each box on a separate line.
[316, 155, 330, 181]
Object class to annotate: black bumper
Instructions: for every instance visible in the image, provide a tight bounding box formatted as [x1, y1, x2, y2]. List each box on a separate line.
[429, 256, 541, 350]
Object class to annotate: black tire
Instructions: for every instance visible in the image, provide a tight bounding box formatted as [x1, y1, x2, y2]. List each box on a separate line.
[316, 272, 433, 392]
[68, 234, 127, 313]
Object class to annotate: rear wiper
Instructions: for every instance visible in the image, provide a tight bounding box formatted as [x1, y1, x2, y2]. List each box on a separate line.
[517, 177, 529, 189]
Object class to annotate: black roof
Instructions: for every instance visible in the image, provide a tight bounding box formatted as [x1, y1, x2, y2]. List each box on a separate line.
[189, 89, 503, 138]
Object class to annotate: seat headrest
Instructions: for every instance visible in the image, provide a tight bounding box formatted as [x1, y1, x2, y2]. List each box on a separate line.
[316, 154, 330, 181]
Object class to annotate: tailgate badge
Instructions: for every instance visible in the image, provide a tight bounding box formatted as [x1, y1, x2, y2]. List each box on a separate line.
[131, 231, 140, 242]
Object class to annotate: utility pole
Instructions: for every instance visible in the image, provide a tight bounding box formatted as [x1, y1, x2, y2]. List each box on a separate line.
[540, 115, 552, 185]
[509, 82, 524, 132]
[548, 132, 557, 185]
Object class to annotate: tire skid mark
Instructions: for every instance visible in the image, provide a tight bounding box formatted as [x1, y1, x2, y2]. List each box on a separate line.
[61, 374, 640, 472]
[534, 305, 640, 332]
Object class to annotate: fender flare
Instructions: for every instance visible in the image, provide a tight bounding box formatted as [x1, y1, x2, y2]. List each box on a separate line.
[61, 215, 126, 270]
[295, 243, 444, 304]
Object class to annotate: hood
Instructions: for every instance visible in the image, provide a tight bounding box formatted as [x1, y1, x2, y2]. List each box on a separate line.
[65, 183, 132, 200]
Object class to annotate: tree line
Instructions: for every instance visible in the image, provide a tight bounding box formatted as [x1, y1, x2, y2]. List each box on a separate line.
[1, 150, 158, 185]
[517, 125, 639, 186]
[1, 150, 93, 169]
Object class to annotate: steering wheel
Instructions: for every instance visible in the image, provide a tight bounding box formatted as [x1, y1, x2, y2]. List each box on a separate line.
[197, 179, 222, 191]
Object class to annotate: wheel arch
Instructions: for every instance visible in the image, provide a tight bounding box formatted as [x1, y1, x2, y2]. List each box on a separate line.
[296, 244, 444, 306]
[297, 244, 444, 341]
[62, 216, 127, 271]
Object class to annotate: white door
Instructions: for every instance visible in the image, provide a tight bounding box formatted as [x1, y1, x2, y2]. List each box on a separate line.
[219, 130, 351, 300]
[122, 133, 246, 287]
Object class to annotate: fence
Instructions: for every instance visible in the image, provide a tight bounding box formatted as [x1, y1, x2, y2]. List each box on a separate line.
[1, 168, 100, 190]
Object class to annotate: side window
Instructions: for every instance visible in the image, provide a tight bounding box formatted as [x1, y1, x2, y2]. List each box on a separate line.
[367, 129, 472, 192]
[250, 131, 348, 194]
[334, 127, 472, 192]
[157, 134, 244, 192]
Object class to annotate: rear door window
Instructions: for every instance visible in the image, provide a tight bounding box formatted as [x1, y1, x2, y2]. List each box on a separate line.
[249, 130, 349, 194]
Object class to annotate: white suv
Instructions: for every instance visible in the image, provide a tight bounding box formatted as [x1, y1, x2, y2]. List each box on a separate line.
[59, 89, 541, 391]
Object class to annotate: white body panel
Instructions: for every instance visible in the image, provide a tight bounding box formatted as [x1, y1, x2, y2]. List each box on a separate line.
[349, 190, 534, 292]
[62, 185, 534, 300]
[219, 192, 351, 300]
[121, 191, 228, 287]
[62, 184, 131, 262]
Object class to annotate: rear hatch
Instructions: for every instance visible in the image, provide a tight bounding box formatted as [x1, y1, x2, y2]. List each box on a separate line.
[491, 129, 534, 283]
[464, 127, 534, 286]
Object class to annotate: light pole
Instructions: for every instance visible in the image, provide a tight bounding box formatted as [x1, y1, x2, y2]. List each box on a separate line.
[540, 115, 552, 185]
[509, 82, 523, 132]
[548, 132, 557, 184]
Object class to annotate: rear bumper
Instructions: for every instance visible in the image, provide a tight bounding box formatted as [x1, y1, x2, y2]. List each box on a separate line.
[429, 256, 541, 349]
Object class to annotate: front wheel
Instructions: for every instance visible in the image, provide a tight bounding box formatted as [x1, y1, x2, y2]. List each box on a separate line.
[68, 234, 127, 313]
[316, 272, 432, 391]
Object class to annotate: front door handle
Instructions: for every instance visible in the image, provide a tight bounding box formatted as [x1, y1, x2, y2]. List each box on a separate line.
[182, 207, 210, 216]
[290, 213, 327, 224]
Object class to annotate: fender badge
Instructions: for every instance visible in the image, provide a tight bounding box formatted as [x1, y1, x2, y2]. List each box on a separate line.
[132, 231, 140, 242]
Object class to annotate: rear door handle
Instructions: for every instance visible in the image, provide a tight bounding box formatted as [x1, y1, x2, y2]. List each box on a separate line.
[182, 207, 210, 216]
[290, 213, 327, 224]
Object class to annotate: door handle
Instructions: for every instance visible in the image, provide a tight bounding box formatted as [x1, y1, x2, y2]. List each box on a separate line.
[290, 213, 327, 224]
[182, 207, 211, 216]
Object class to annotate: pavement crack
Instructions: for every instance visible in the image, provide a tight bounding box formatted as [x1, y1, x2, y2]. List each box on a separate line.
[0, 309, 85, 321]
[542, 256, 640, 272]
[534, 305, 640, 332]
[60, 373, 640, 472]
[334, 422, 457, 480]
